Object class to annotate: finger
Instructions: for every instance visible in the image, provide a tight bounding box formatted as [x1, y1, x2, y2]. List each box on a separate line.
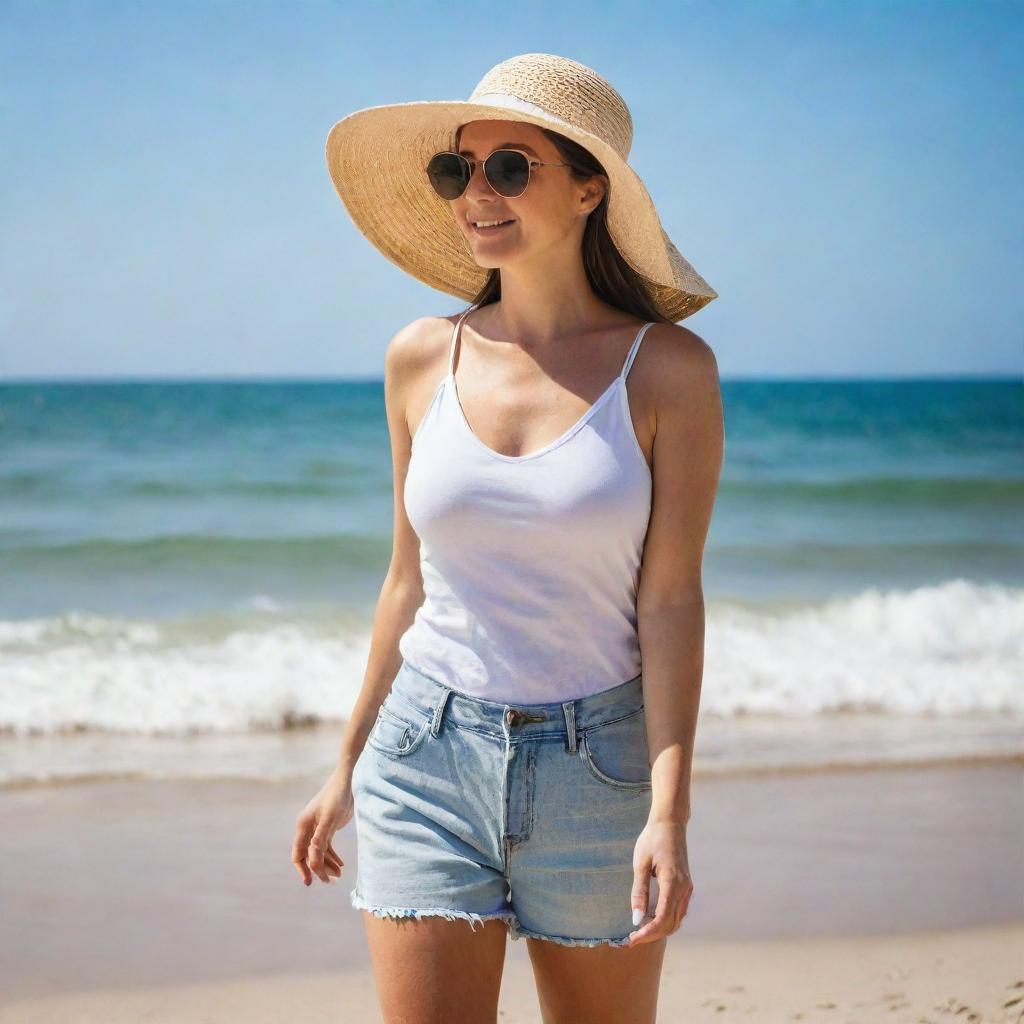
[672, 878, 694, 930]
[633, 878, 683, 943]
[628, 875, 680, 946]
[323, 847, 344, 878]
[630, 856, 651, 926]
[291, 822, 314, 885]
[307, 827, 333, 883]
[307, 831, 327, 880]
[327, 838, 345, 869]
[291, 850, 311, 886]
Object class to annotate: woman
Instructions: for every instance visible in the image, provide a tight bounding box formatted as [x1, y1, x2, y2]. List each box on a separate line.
[293, 53, 723, 1023]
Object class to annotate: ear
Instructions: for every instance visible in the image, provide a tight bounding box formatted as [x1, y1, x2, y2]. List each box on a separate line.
[579, 174, 608, 216]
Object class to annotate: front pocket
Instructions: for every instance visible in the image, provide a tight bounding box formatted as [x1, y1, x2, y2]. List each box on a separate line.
[365, 700, 430, 759]
[578, 708, 653, 791]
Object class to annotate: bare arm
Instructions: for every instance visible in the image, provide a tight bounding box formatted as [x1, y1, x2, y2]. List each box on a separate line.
[627, 323, 724, 943]
[639, 326, 723, 823]
[292, 315, 450, 886]
[333, 315, 448, 786]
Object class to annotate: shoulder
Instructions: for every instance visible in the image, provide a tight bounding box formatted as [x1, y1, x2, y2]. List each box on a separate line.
[642, 322, 718, 381]
[382, 314, 466, 440]
[642, 322, 720, 401]
[382, 313, 469, 404]
[636, 322, 722, 438]
[383, 314, 458, 380]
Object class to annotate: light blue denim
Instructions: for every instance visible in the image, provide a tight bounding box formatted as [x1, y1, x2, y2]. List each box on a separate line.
[349, 658, 653, 947]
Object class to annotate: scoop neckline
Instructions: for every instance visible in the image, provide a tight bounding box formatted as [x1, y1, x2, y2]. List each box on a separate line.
[446, 372, 624, 464]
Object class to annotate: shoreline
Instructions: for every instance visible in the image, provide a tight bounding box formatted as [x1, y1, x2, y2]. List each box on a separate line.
[1, 747, 1022, 792]
[4, 708, 1022, 790]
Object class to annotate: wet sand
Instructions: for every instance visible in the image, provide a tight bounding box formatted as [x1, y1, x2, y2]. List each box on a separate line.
[1, 761, 1021, 1021]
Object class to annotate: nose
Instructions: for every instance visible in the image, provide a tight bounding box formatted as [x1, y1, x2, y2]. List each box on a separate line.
[464, 157, 498, 200]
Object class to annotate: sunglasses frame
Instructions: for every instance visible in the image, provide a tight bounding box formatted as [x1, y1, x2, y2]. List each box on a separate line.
[426, 146, 570, 201]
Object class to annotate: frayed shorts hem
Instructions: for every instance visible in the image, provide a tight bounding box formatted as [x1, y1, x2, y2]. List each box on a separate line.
[350, 888, 519, 935]
[351, 888, 633, 948]
[506, 924, 634, 948]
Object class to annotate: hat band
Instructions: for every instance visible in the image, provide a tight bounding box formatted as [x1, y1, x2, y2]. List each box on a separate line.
[470, 91, 566, 125]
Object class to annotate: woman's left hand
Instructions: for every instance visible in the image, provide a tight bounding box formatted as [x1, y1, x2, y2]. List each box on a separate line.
[626, 818, 693, 946]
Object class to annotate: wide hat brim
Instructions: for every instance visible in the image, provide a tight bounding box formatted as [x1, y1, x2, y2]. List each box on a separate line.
[325, 98, 718, 322]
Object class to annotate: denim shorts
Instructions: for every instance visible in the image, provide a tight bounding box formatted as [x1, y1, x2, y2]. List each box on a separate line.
[349, 658, 653, 948]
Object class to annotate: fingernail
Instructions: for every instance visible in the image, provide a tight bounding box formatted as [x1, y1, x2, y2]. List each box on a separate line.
[632, 907, 644, 926]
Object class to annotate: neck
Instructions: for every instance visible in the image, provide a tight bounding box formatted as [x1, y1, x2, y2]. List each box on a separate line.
[480, 255, 610, 350]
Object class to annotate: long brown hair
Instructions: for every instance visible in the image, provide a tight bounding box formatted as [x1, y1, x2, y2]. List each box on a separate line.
[454, 124, 671, 324]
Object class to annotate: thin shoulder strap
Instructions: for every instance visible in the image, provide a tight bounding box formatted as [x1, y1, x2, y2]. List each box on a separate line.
[621, 322, 656, 380]
[448, 306, 476, 377]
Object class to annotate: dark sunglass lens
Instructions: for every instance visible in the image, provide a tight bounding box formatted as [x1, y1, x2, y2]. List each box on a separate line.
[485, 150, 530, 197]
[426, 153, 470, 200]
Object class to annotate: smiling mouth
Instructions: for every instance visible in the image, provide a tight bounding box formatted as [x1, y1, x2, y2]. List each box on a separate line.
[469, 218, 516, 234]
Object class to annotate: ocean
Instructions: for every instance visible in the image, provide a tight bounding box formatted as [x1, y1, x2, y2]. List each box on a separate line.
[1, 376, 1021, 787]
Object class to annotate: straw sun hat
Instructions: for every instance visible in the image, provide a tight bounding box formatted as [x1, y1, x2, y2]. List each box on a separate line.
[325, 52, 717, 323]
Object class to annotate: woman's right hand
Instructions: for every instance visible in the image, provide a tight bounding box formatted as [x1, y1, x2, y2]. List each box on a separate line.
[291, 767, 355, 886]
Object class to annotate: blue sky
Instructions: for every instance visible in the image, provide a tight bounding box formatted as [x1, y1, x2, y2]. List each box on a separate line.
[1, 0, 1021, 379]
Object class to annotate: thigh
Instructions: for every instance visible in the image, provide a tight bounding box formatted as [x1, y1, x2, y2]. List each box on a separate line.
[364, 913, 509, 1024]
[527, 936, 667, 1024]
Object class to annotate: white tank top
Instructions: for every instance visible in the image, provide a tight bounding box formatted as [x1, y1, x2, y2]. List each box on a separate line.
[398, 306, 655, 703]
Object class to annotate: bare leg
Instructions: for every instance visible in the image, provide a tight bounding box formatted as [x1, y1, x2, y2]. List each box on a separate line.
[526, 936, 668, 1024]
[362, 912, 510, 1024]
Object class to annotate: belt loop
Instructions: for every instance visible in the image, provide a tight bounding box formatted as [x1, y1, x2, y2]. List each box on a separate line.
[562, 700, 577, 753]
[431, 687, 452, 737]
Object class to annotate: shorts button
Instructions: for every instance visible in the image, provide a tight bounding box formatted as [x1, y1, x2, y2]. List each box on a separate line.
[506, 709, 521, 726]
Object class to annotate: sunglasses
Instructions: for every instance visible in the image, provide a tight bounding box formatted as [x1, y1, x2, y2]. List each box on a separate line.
[425, 147, 569, 200]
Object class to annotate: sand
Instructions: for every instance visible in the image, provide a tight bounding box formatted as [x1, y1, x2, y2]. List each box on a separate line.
[1, 761, 1021, 1022]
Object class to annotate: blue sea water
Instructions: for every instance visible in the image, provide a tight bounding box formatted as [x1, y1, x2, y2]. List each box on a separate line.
[1, 377, 1021, 784]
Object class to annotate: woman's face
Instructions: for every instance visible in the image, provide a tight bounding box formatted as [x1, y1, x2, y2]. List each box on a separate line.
[449, 119, 603, 271]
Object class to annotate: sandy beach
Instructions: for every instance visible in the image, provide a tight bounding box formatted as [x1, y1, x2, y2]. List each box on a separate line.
[1, 759, 1021, 1022]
